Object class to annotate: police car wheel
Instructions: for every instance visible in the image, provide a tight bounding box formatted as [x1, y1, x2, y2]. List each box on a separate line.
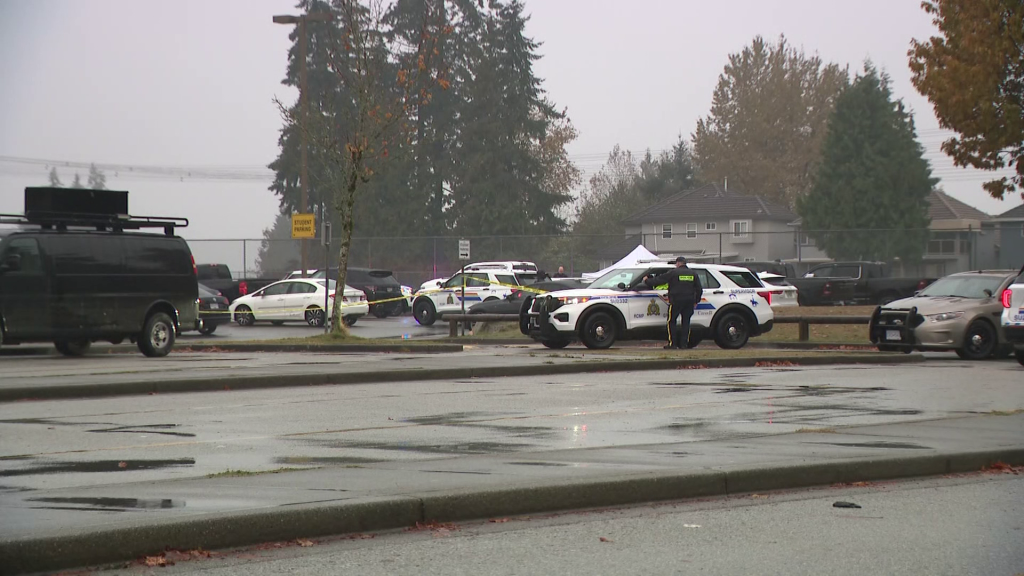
[414, 299, 436, 326]
[541, 339, 570, 349]
[714, 312, 750, 350]
[580, 312, 617, 349]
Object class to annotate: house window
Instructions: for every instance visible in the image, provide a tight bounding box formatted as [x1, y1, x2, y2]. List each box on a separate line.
[744, 257, 756, 262]
[686, 223, 697, 239]
[705, 222, 717, 231]
[927, 232, 956, 255]
[799, 233, 812, 246]
[731, 220, 751, 239]
[662, 224, 672, 239]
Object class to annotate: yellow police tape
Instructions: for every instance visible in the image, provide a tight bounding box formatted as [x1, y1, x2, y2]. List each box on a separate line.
[214, 274, 560, 318]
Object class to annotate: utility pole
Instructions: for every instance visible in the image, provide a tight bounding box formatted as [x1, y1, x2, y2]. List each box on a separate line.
[274, 11, 333, 277]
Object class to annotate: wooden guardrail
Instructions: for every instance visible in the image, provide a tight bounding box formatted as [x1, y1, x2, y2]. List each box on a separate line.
[773, 315, 873, 341]
[444, 313, 874, 341]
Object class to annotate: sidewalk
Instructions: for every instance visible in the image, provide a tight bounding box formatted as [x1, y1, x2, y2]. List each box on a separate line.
[2, 413, 1021, 575]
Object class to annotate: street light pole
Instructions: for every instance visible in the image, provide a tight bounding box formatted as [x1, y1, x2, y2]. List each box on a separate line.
[274, 12, 333, 278]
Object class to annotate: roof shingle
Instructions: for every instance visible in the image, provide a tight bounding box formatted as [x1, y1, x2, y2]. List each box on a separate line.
[997, 203, 1024, 219]
[621, 183, 797, 225]
[928, 190, 991, 221]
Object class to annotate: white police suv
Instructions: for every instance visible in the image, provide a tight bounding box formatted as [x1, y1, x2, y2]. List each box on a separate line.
[1000, 266, 1024, 367]
[520, 262, 775, 349]
[413, 261, 539, 326]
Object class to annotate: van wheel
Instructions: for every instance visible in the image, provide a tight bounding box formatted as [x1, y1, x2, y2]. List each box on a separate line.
[414, 298, 436, 326]
[234, 305, 255, 326]
[138, 312, 175, 357]
[580, 312, 617, 349]
[198, 325, 217, 336]
[541, 339, 570, 349]
[306, 306, 326, 328]
[55, 340, 91, 357]
[714, 312, 751, 349]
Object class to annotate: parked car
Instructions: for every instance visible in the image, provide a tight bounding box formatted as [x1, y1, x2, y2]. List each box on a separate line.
[468, 280, 585, 316]
[725, 261, 797, 279]
[789, 261, 935, 306]
[758, 272, 799, 308]
[412, 261, 539, 326]
[230, 278, 367, 327]
[312, 268, 407, 318]
[999, 266, 1024, 367]
[0, 187, 197, 357]
[196, 264, 277, 303]
[521, 263, 774, 350]
[196, 283, 231, 335]
[868, 270, 1018, 359]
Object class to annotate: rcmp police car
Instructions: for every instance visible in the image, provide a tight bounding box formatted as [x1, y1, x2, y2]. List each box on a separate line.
[413, 261, 539, 326]
[520, 262, 775, 349]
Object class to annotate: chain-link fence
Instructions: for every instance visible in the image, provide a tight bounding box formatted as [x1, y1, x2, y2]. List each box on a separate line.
[186, 226, 1017, 289]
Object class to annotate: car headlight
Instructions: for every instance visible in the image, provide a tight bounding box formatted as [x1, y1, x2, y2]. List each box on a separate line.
[925, 311, 963, 322]
[557, 296, 590, 305]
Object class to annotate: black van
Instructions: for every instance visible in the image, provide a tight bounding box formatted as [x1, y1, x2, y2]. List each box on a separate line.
[0, 188, 198, 357]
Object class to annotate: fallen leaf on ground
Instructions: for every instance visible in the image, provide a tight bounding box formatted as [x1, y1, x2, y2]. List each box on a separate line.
[982, 461, 1022, 474]
[599, 537, 612, 543]
[143, 555, 168, 567]
[750, 494, 769, 499]
[296, 539, 315, 548]
[489, 518, 509, 523]
[118, 461, 128, 469]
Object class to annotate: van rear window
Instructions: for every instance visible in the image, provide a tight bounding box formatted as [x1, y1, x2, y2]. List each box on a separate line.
[125, 238, 190, 275]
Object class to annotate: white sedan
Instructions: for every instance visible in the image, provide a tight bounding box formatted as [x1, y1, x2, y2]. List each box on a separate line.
[758, 272, 799, 307]
[230, 279, 368, 328]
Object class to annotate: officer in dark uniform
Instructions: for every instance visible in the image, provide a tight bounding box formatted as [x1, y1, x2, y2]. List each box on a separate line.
[644, 256, 704, 349]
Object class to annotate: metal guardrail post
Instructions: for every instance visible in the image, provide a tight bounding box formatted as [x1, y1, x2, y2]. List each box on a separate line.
[799, 320, 810, 341]
[449, 319, 458, 338]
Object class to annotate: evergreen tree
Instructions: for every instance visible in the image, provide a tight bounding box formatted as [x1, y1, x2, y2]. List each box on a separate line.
[48, 167, 62, 187]
[70, 173, 84, 188]
[797, 65, 935, 263]
[450, 0, 570, 236]
[635, 136, 698, 204]
[87, 163, 107, 190]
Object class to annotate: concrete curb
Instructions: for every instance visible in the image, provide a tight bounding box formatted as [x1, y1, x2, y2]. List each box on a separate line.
[0, 342, 464, 356]
[2, 446, 1020, 575]
[0, 353, 923, 403]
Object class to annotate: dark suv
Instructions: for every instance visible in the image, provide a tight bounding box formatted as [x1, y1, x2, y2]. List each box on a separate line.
[313, 267, 406, 317]
[0, 187, 198, 357]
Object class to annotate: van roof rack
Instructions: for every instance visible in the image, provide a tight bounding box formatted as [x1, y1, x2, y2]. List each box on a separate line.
[0, 186, 188, 236]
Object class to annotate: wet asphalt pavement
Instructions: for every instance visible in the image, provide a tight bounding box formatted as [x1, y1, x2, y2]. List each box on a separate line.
[2, 359, 1021, 491]
[181, 314, 448, 342]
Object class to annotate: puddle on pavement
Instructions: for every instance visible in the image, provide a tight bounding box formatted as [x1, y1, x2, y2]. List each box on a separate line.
[0, 458, 195, 477]
[304, 440, 532, 455]
[403, 411, 508, 425]
[812, 441, 932, 450]
[88, 424, 195, 438]
[275, 456, 383, 465]
[419, 469, 492, 475]
[508, 461, 569, 467]
[27, 497, 185, 511]
[0, 418, 116, 427]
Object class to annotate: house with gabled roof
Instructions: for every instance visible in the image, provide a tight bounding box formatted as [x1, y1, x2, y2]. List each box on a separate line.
[620, 183, 798, 263]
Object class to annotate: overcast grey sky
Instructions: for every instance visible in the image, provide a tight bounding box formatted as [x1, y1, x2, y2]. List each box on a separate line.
[1, 0, 1020, 245]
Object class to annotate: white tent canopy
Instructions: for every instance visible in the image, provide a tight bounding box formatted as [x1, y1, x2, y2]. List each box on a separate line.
[582, 245, 661, 280]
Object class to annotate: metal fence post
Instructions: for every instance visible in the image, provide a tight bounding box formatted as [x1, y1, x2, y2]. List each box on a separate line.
[718, 233, 723, 264]
[242, 240, 247, 278]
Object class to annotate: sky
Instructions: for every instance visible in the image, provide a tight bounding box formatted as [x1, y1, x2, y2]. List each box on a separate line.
[1, 0, 1020, 264]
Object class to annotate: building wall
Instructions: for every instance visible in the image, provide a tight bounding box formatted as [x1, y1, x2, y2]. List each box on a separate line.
[999, 221, 1024, 269]
[630, 219, 797, 262]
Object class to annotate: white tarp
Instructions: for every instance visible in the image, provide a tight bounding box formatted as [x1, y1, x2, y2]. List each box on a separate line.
[582, 244, 661, 280]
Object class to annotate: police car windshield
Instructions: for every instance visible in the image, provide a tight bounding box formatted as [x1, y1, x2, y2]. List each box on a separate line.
[589, 268, 650, 290]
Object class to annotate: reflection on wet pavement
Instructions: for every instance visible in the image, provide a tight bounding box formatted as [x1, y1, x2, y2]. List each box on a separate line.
[0, 459, 195, 477]
[27, 496, 184, 511]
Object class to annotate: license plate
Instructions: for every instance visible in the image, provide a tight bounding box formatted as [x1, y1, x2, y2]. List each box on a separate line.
[885, 330, 901, 341]
[209, 303, 221, 310]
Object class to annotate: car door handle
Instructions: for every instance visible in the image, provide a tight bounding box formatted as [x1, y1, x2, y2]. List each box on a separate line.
[713, 290, 724, 294]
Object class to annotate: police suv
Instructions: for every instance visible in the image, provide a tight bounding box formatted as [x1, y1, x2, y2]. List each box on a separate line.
[413, 261, 539, 326]
[520, 261, 775, 349]
[1000, 265, 1024, 367]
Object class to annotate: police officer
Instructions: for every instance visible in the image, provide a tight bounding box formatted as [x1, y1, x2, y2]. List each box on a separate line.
[644, 256, 703, 349]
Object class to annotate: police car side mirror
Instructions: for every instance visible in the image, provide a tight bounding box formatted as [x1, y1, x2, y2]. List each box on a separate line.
[0, 253, 21, 272]
[616, 282, 626, 290]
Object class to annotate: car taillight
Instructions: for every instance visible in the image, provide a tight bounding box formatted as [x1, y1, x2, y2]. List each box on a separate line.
[757, 290, 772, 305]
[239, 281, 248, 296]
[191, 255, 197, 276]
[1002, 289, 1012, 308]
[917, 279, 929, 290]
[329, 293, 335, 300]
[366, 285, 377, 291]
